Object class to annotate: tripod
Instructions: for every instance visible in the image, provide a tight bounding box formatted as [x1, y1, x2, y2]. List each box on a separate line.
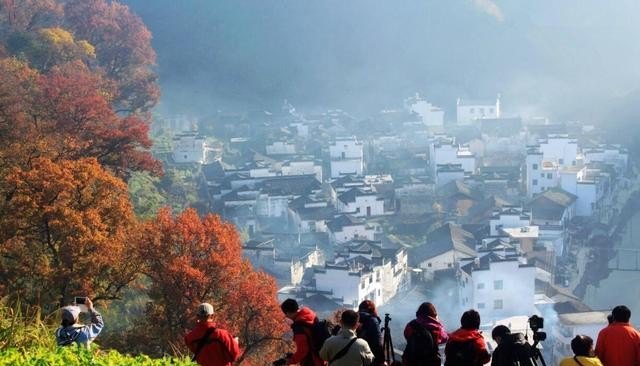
[530, 339, 547, 366]
[382, 313, 396, 365]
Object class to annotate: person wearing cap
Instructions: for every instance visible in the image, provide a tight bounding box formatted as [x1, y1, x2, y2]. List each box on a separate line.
[55, 297, 104, 347]
[185, 302, 240, 366]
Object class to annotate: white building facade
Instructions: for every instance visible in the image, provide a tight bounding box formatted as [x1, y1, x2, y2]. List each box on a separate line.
[456, 96, 500, 125]
[330, 137, 364, 178]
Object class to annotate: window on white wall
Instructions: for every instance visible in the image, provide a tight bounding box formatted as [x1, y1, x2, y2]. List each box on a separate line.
[477, 283, 485, 290]
[478, 303, 485, 309]
[494, 299, 503, 309]
[494, 280, 503, 290]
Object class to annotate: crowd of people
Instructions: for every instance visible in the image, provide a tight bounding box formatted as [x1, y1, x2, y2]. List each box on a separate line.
[55, 298, 640, 366]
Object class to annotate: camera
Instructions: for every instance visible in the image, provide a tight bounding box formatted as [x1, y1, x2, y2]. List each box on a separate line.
[528, 315, 547, 342]
[74, 296, 87, 305]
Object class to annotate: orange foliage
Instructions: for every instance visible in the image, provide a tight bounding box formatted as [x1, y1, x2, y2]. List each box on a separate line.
[136, 208, 288, 363]
[0, 157, 139, 309]
[0, 59, 161, 177]
[63, 0, 159, 113]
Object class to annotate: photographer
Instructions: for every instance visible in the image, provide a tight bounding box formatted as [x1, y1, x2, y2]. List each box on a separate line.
[490, 325, 536, 366]
[55, 297, 104, 348]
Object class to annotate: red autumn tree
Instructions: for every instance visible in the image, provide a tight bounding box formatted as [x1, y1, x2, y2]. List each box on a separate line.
[62, 0, 159, 113]
[0, 59, 161, 178]
[0, 0, 62, 34]
[0, 157, 140, 309]
[136, 208, 288, 363]
[0, 0, 159, 113]
[36, 61, 162, 176]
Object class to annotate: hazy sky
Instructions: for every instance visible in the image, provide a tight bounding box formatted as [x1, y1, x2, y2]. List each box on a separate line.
[124, 0, 640, 121]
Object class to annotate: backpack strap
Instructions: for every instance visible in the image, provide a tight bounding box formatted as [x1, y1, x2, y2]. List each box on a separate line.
[573, 356, 586, 366]
[329, 337, 358, 364]
[191, 327, 234, 362]
[192, 327, 216, 361]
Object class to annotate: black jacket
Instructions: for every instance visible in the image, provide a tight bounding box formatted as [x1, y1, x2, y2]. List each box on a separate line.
[491, 333, 536, 366]
[357, 312, 384, 366]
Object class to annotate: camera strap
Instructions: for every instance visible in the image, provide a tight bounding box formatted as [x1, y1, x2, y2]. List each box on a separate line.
[329, 337, 358, 364]
[573, 356, 586, 366]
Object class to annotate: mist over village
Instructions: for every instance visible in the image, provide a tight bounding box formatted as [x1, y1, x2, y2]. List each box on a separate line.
[2, 1, 640, 366]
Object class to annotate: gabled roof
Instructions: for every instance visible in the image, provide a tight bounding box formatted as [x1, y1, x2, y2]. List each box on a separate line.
[289, 195, 315, 209]
[330, 175, 364, 190]
[327, 215, 365, 232]
[528, 188, 577, 221]
[409, 223, 477, 266]
[437, 180, 479, 200]
[260, 175, 321, 196]
[460, 251, 508, 274]
[338, 188, 377, 204]
[291, 205, 335, 221]
[202, 160, 226, 182]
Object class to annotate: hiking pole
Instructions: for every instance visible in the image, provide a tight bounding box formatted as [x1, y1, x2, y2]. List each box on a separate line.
[382, 313, 396, 365]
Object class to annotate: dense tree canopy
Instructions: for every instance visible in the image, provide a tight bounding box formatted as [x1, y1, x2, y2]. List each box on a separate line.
[0, 1, 286, 362]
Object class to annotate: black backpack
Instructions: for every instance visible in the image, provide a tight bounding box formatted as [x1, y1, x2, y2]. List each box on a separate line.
[444, 339, 476, 366]
[293, 317, 333, 354]
[402, 320, 440, 366]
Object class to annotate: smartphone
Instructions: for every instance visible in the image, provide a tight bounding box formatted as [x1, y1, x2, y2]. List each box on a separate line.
[74, 297, 88, 312]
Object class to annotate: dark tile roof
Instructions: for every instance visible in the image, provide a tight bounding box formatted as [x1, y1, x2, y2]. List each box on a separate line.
[409, 223, 477, 266]
[338, 188, 378, 204]
[260, 175, 321, 196]
[202, 161, 226, 182]
[327, 215, 364, 232]
[437, 180, 480, 200]
[528, 188, 577, 221]
[292, 205, 335, 221]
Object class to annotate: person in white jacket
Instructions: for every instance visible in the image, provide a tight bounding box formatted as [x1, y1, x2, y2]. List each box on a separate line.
[320, 310, 374, 366]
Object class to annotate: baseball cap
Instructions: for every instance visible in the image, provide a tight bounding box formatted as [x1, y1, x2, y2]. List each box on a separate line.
[62, 306, 81, 323]
[197, 302, 214, 317]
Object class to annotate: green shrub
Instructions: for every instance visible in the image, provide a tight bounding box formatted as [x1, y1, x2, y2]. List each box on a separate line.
[0, 299, 55, 351]
[0, 347, 196, 366]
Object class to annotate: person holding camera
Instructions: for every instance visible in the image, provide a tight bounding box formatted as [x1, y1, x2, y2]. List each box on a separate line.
[55, 297, 104, 348]
[559, 335, 603, 366]
[595, 305, 640, 366]
[490, 325, 536, 366]
[185, 302, 240, 366]
[320, 310, 374, 366]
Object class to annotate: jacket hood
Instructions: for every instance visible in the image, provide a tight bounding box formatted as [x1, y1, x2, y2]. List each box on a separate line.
[294, 306, 317, 326]
[449, 328, 483, 342]
[417, 315, 443, 329]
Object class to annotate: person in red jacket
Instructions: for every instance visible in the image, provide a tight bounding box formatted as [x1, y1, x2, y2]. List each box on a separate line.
[185, 303, 240, 366]
[277, 299, 325, 366]
[444, 309, 490, 366]
[595, 305, 640, 366]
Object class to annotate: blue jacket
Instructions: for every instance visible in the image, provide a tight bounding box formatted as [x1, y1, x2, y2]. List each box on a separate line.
[55, 309, 104, 347]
